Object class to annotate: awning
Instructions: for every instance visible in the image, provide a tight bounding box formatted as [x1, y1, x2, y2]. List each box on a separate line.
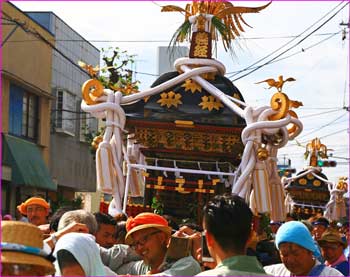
[2, 134, 57, 191]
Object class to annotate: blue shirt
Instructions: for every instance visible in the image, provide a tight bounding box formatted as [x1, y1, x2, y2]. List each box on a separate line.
[333, 260, 349, 276]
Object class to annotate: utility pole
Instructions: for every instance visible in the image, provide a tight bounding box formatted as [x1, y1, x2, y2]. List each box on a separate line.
[340, 21, 350, 28]
[340, 21, 349, 40]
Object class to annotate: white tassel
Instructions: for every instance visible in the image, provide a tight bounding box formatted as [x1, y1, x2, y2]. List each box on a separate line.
[96, 142, 116, 194]
[252, 162, 272, 213]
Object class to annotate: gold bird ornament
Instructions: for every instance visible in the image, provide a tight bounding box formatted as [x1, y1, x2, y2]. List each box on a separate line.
[289, 100, 303, 109]
[255, 75, 296, 92]
[78, 61, 115, 78]
[78, 61, 100, 77]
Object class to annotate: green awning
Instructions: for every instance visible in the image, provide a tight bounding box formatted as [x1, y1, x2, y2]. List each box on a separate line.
[2, 134, 57, 191]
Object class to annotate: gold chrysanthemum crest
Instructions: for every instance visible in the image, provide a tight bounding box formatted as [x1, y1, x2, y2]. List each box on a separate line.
[157, 91, 183, 108]
[199, 95, 224, 111]
[181, 79, 202, 93]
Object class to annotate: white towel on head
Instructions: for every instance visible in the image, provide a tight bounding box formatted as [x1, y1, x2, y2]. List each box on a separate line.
[53, 232, 115, 276]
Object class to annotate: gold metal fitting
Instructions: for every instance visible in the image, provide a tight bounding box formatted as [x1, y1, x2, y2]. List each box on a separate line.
[257, 147, 269, 161]
[82, 79, 104, 105]
[91, 135, 103, 150]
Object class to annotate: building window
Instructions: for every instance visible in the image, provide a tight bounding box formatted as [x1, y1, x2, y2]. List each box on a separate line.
[9, 83, 38, 141]
[79, 110, 88, 141]
[55, 89, 76, 136]
[79, 101, 98, 142]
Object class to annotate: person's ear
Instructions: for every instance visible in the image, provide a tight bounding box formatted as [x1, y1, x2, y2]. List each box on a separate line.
[245, 227, 258, 250]
[205, 231, 214, 247]
[159, 231, 170, 245]
[45, 208, 50, 216]
[246, 228, 254, 245]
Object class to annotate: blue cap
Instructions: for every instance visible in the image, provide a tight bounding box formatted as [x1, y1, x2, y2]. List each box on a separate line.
[275, 221, 318, 256]
[311, 217, 329, 228]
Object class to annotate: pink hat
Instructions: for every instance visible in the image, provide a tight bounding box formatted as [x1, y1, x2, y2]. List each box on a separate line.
[3, 214, 12, 220]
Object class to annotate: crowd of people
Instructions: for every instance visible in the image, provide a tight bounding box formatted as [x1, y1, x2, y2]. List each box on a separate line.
[1, 194, 349, 276]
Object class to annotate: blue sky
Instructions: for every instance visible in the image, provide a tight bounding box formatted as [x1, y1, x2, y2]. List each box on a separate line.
[12, 1, 349, 183]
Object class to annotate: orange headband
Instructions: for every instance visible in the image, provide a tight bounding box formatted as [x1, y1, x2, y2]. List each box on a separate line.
[126, 212, 169, 232]
[17, 197, 50, 215]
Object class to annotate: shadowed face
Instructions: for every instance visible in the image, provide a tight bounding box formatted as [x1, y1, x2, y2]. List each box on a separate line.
[320, 242, 344, 264]
[279, 242, 315, 276]
[26, 204, 49, 226]
[270, 223, 280, 234]
[61, 262, 85, 276]
[312, 224, 327, 240]
[95, 223, 117, 248]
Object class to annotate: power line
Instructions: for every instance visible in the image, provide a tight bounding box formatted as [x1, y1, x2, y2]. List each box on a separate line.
[6, 30, 338, 80]
[2, 12, 91, 78]
[231, 4, 348, 82]
[298, 112, 348, 139]
[134, 71, 159, 77]
[226, 1, 346, 78]
[285, 126, 349, 148]
[300, 128, 348, 144]
[335, 162, 350, 165]
[3, 24, 341, 79]
[5, 31, 343, 81]
[3, 10, 346, 82]
[58, 117, 95, 121]
[239, 32, 345, 40]
[303, 118, 348, 125]
[343, 33, 350, 106]
[301, 118, 348, 134]
[229, 2, 349, 81]
[299, 108, 343, 119]
[2, 13, 162, 80]
[1, 32, 342, 43]
[319, 118, 347, 125]
[225, 31, 342, 76]
[51, 109, 87, 114]
[281, 147, 349, 155]
[279, 152, 350, 161]
[329, 155, 350, 161]
[299, 107, 345, 110]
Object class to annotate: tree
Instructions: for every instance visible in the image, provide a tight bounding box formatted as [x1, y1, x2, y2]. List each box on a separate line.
[81, 47, 140, 158]
[98, 47, 140, 95]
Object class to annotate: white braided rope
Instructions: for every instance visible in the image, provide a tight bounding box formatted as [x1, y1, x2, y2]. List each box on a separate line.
[82, 57, 303, 215]
[232, 103, 302, 214]
[324, 179, 347, 221]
